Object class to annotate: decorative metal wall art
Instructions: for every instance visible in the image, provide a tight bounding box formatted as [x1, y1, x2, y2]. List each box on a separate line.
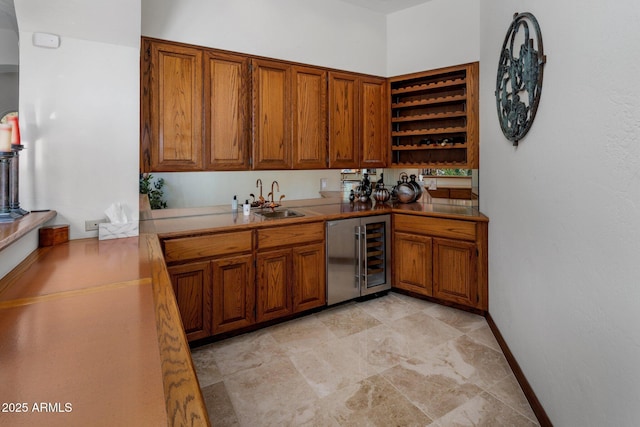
[495, 12, 546, 146]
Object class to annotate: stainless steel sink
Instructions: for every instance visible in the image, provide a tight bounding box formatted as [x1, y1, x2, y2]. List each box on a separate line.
[255, 209, 304, 219]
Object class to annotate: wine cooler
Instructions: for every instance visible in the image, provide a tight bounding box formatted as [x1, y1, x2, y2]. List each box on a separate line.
[326, 214, 391, 305]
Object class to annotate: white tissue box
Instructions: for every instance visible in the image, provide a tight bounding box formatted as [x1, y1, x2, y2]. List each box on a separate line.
[98, 221, 139, 240]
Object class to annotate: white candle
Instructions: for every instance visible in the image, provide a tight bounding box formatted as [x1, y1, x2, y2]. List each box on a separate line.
[0, 124, 12, 152]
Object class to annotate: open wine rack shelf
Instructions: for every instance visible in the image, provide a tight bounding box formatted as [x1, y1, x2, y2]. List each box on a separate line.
[389, 62, 479, 169]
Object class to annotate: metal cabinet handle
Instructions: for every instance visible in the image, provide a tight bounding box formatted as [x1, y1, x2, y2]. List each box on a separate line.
[355, 225, 362, 290]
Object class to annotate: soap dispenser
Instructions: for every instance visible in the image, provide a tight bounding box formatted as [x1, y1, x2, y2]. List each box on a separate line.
[243, 199, 251, 215]
[232, 195, 238, 211]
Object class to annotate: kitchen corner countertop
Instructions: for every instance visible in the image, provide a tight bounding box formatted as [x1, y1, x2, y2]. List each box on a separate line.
[141, 196, 488, 238]
[0, 234, 209, 426]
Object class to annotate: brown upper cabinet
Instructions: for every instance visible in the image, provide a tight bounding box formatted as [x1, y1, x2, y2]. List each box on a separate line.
[251, 59, 292, 169]
[142, 39, 250, 172]
[292, 65, 327, 169]
[328, 72, 359, 168]
[141, 37, 389, 172]
[143, 40, 204, 171]
[204, 51, 251, 170]
[360, 76, 389, 168]
[328, 72, 389, 169]
[252, 61, 328, 170]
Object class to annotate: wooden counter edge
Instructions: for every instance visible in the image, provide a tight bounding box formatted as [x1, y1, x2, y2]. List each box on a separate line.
[0, 210, 57, 252]
[143, 233, 211, 427]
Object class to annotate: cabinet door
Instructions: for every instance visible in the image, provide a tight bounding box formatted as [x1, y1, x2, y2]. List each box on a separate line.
[168, 261, 211, 341]
[256, 248, 292, 322]
[292, 65, 327, 169]
[149, 41, 203, 171]
[212, 254, 255, 335]
[328, 72, 359, 168]
[360, 76, 388, 168]
[292, 243, 326, 313]
[252, 59, 291, 169]
[433, 238, 477, 307]
[393, 232, 433, 296]
[204, 51, 250, 170]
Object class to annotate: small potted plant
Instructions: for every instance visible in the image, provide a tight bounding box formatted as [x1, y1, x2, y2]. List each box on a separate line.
[139, 173, 167, 209]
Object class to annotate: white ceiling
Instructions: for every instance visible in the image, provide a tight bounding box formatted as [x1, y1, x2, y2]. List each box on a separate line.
[338, 0, 433, 14]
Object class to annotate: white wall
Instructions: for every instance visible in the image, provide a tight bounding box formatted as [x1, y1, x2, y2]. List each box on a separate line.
[155, 170, 343, 208]
[142, 0, 387, 75]
[480, 1, 640, 426]
[15, 0, 141, 240]
[387, 0, 480, 76]
[143, 0, 387, 208]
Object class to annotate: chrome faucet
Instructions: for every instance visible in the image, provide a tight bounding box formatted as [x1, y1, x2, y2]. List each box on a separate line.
[270, 180, 279, 204]
[256, 179, 264, 206]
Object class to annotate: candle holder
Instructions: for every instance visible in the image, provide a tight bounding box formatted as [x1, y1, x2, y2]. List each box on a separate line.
[0, 151, 20, 223]
[10, 144, 28, 216]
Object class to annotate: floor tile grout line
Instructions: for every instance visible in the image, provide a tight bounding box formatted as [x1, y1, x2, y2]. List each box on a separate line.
[483, 380, 542, 425]
[378, 366, 443, 423]
[192, 294, 539, 426]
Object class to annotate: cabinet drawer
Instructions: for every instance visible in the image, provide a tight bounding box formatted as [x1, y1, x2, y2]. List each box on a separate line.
[394, 214, 476, 241]
[163, 230, 253, 263]
[257, 221, 324, 250]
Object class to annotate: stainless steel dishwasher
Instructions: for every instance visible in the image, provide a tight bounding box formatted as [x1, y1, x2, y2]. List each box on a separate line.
[326, 214, 391, 305]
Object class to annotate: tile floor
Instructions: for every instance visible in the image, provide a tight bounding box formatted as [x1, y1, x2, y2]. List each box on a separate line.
[191, 292, 540, 426]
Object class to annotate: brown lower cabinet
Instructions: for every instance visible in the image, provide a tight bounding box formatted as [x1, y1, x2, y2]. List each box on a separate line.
[167, 253, 257, 340]
[163, 214, 487, 342]
[167, 261, 212, 342]
[256, 223, 326, 323]
[161, 221, 326, 342]
[255, 242, 325, 322]
[393, 214, 488, 311]
[211, 254, 255, 335]
[256, 248, 292, 322]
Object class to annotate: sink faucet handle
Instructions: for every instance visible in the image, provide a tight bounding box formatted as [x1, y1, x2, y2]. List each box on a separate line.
[256, 179, 263, 198]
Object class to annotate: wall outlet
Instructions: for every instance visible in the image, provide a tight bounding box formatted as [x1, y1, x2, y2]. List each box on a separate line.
[320, 178, 327, 190]
[85, 219, 106, 231]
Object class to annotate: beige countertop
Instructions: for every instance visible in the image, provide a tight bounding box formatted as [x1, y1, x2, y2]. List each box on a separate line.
[0, 234, 210, 426]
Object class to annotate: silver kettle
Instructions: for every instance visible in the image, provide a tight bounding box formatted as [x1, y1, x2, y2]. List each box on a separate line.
[396, 172, 416, 203]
